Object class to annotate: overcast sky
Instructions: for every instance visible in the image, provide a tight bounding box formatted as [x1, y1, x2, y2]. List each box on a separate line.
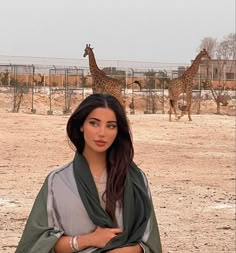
[0, 0, 235, 63]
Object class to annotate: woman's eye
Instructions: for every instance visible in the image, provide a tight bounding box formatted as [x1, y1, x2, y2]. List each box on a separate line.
[89, 121, 99, 126]
[108, 124, 117, 129]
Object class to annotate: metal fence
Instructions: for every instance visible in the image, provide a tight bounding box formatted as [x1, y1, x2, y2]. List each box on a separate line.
[48, 67, 84, 114]
[0, 64, 35, 112]
[0, 60, 235, 115]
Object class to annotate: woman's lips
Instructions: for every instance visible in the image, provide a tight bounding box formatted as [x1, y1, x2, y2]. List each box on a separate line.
[94, 140, 106, 147]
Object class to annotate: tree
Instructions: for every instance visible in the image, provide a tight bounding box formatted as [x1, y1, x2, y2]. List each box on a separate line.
[144, 70, 157, 113]
[156, 70, 170, 89]
[199, 37, 217, 58]
[199, 33, 235, 114]
[0, 70, 10, 86]
[33, 73, 45, 86]
[216, 33, 236, 60]
[199, 33, 236, 60]
[80, 74, 88, 88]
[10, 78, 28, 112]
[144, 69, 156, 89]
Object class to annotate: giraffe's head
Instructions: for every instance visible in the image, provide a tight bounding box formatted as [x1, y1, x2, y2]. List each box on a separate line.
[200, 49, 211, 61]
[83, 44, 93, 57]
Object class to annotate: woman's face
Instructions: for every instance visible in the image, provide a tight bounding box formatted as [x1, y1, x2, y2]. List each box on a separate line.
[81, 107, 118, 154]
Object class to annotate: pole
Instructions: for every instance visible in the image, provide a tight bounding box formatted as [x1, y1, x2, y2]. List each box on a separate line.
[47, 69, 53, 115]
[31, 64, 36, 113]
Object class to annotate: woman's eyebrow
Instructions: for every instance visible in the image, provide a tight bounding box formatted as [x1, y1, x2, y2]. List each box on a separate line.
[107, 121, 117, 124]
[88, 117, 117, 123]
[88, 117, 100, 121]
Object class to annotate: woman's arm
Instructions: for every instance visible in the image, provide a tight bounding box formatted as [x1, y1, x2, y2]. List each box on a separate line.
[54, 226, 123, 253]
[106, 244, 143, 253]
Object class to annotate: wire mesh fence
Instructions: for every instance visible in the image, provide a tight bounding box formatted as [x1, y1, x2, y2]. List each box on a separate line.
[0, 60, 235, 115]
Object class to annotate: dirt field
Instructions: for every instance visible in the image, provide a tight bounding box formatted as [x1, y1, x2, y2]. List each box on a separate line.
[0, 100, 235, 252]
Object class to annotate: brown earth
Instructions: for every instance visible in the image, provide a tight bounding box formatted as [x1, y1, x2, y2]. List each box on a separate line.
[0, 92, 235, 253]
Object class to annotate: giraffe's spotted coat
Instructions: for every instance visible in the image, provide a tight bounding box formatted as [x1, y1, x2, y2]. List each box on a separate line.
[83, 44, 125, 107]
[168, 49, 211, 121]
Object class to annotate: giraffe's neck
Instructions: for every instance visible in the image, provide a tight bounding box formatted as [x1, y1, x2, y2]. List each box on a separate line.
[88, 50, 104, 77]
[183, 53, 204, 79]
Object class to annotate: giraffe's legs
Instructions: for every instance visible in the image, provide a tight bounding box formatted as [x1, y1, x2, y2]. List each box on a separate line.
[187, 103, 192, 121]
[168, 106, 172, 121]
[168, 100, 173, 121]
[169, 99, 178, 121]
[178, 108, 187, 120]
[178, 94, 192, 121]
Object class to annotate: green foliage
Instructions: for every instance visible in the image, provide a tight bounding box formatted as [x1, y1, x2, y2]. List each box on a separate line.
[10, 78, 19, 86]
[80, 75, 89, 87]
[156, 70, 170, 89]
[144, 69, 156, 89]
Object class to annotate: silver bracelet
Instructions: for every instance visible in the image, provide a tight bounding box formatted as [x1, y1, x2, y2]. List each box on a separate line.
[72, 236, 80, 251]
[69, 236, 77, 252]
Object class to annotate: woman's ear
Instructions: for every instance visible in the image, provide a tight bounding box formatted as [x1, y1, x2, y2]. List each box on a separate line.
[80, 126, 84, 132]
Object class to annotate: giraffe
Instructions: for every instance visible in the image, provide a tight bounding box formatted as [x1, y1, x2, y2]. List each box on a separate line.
[168, 49, 211, 121]
[83, 44, 125, 107]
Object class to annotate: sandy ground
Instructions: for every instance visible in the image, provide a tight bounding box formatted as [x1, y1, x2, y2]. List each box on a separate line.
[0, 103, 235, 252]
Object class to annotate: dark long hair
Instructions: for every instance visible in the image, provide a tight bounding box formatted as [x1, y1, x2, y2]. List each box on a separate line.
[67, 93, 134, 223]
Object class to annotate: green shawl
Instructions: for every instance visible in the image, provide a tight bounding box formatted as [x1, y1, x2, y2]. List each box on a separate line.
[73, 152, 152, 252]
[15, 153, 162, 253]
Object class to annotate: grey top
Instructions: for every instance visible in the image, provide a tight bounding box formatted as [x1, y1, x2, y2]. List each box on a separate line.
[47, 162, 151, 252]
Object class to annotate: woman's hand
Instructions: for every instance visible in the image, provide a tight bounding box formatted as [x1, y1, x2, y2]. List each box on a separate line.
[89, 226, 123, 248]
[106, 244, 143, 253]
[54, 226, 123, 253]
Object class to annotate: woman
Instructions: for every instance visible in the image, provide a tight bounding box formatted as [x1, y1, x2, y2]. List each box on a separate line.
[16, 93, 162, 253]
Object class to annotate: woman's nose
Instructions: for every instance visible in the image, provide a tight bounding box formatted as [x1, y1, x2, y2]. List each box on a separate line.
[98, 126, 105, 137]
